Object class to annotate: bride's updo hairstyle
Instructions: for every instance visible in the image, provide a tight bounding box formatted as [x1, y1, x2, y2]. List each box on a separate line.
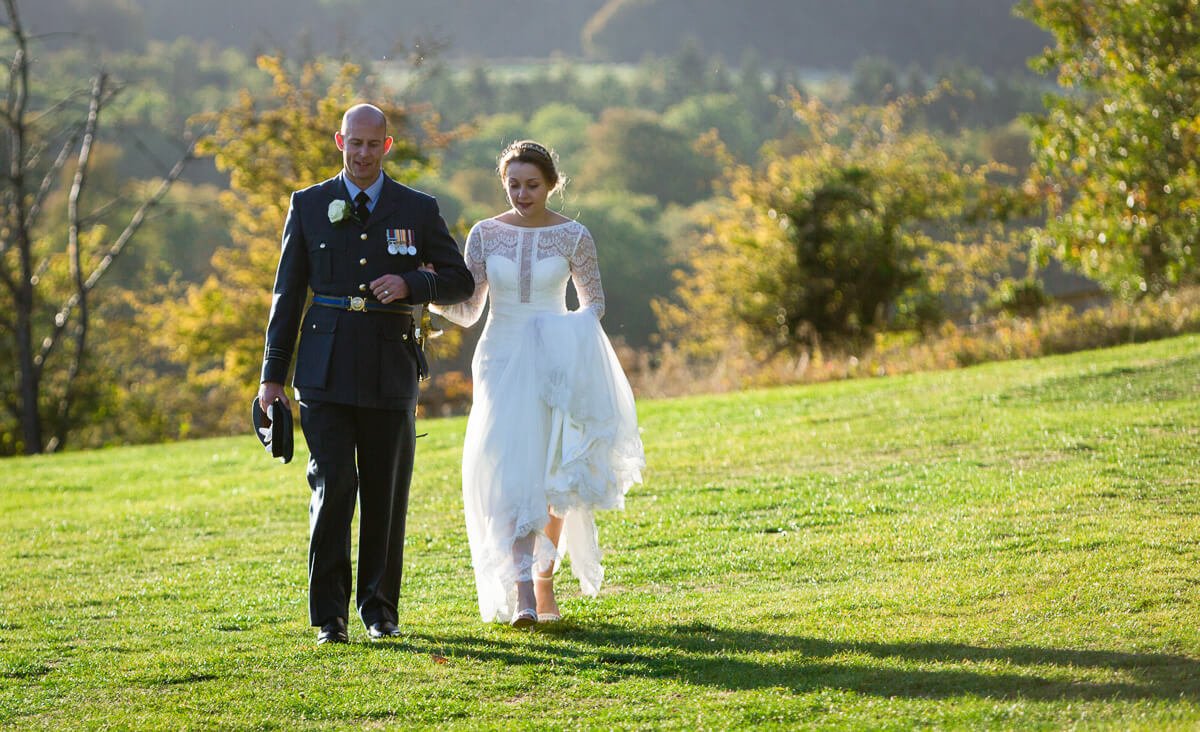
[498, 139, 564, 194]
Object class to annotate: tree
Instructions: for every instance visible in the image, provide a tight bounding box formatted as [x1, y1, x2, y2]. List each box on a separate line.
[579, 108, 718, 206]
[663, 93, 760, 163]
[0, 0, 193, 454]
[570, 191, 672, 347]
[1018, 0, 1200, 297]
[143, 56, 446, 436]
[850, 56, 902, 106]
[655, 95, 1021, 360]
[448, 112, 526, 172]
[527, 103, 592, 163]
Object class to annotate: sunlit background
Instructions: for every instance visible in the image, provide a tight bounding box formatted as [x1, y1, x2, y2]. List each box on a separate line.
[4, 0, 1199, 455]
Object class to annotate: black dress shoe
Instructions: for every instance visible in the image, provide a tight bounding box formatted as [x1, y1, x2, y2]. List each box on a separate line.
[367, 620, 402, 639]
[317, 617, 349, 645]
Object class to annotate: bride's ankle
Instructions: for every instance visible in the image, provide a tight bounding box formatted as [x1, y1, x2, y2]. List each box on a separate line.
[534, 572, 559, 617]
[516, 579, 535, 602]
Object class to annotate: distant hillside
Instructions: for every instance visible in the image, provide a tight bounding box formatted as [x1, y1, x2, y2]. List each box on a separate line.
[17, 0, 606, 59]
[19, 0, 1047, 73]
[583, 0, 1049, 71]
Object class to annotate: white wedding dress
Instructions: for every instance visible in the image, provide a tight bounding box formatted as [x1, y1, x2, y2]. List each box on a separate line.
[433, 218, 645, 623]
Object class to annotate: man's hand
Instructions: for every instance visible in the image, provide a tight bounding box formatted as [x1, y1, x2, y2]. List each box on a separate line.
[258, 382, 291, 418]
[371, 275, 410, 304]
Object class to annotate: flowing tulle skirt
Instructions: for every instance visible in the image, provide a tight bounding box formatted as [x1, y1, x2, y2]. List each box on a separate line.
[462, 309, 644, 623]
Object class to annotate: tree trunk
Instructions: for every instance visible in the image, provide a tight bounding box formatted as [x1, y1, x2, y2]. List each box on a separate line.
[4, 0, 41, 453]
[15, 299, 41, 454]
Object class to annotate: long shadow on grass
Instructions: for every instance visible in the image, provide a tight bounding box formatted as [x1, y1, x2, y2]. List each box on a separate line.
[391, 622, 1199, 701]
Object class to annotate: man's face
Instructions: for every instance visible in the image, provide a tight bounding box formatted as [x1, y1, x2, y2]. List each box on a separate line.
[335, 112, 393, 189]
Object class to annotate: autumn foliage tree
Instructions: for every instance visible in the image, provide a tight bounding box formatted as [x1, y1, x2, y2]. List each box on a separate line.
[655, 94, 1021, 361]
[1018, 0, 1200, 297]
[142, 56, 446, 436]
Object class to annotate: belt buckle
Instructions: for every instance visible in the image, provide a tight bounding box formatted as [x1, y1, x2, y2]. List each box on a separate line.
[349, 296, 366, 312]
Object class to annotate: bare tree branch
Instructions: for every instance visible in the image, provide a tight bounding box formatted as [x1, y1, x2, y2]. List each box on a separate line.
[36, 135, 195, 375]
[80, 195, 125, 227]
[23, 127, 80, 234]
[27, 84, 106, 129]
[84, 143, 195, 292]
[2, 0, 197, 453]
[3, 3, 26, 121]
[44, 73, 106, 451]
[4, 45, 22, 124]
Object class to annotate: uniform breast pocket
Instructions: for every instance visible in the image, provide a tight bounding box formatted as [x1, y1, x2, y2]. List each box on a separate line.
[294, 314, 337, 389]
[309, 242, 334, 288]
[377, 322, 416, 397]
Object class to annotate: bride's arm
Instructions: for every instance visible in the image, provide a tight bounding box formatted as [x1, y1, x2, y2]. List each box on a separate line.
[429, 226, 488, 327]
[569, 225, 606, 319]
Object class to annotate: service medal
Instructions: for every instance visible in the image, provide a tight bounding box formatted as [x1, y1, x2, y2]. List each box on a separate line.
[401, 229, 417, 256]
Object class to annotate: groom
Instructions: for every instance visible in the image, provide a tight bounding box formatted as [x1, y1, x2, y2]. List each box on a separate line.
[257, 103, 473, 644]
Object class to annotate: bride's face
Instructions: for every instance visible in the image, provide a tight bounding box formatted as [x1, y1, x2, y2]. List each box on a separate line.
[504, 161, 551, 219]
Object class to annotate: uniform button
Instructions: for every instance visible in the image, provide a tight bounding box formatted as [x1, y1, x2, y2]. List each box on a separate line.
[402, 333, 409, 341]
[360, 233, 368, 241]
[359, 284, 367, 291]
[359, 258, 367, 265]
[319, 242, 327, 249]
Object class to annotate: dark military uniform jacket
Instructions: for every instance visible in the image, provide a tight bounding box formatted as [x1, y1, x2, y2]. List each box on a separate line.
[261, 173, 473, 409]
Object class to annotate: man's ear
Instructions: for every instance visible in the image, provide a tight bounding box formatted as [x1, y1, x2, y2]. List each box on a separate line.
[334, 131, 346, 151]
[382, 136, 394, 155]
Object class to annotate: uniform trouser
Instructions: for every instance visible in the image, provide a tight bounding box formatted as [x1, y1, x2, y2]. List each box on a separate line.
[299, 400, 415, 627]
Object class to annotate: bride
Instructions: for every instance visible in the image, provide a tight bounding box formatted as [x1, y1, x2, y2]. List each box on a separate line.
[431, 140, 644, 627]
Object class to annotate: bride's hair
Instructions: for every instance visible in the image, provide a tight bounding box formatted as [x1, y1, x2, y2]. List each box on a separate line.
[498, 140, 565, 194]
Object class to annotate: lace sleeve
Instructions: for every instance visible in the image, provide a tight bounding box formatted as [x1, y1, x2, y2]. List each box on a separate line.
[430, 225, 488, 327]
[570, 225, 606, 319]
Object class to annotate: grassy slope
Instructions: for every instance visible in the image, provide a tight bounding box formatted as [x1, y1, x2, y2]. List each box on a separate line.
[2, 335, 1198, 730]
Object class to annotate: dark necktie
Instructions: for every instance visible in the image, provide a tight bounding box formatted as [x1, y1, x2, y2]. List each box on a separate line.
[353, 191, 370, 224]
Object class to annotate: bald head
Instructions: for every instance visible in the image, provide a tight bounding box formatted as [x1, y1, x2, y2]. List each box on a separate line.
[341, 103, 387, 136]
[335, 103, 393, 189]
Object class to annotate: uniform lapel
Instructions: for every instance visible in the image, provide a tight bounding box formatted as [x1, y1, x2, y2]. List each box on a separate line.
[322, 174, 350, 205]
[368, 175, 406, 227]
[318, 174, 353, 245]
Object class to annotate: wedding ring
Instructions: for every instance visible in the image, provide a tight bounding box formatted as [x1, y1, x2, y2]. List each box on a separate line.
[383, 290, 390, 296]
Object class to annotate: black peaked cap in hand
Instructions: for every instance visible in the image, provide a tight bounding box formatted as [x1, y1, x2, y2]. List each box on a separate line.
[251, 396, 294, 464]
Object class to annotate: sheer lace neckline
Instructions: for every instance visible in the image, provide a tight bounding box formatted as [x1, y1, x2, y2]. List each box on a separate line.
[488, 217, 577, 231]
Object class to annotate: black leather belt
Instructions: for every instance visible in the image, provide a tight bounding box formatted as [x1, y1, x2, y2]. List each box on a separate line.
[312, 295, 414, 315]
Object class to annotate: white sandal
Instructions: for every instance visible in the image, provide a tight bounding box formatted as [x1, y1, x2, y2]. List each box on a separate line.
[511, 608, 537, 628]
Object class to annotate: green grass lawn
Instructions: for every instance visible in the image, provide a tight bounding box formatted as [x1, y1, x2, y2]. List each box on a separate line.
[3, 335, 1199, 729]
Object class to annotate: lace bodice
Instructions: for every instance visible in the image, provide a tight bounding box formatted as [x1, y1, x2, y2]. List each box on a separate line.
[435, 218, 605, 327]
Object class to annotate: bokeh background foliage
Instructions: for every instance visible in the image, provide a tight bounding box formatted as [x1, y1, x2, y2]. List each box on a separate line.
[1, 0, 1199, 456]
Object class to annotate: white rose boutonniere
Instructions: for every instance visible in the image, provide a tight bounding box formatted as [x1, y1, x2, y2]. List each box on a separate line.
[328, 199, 358, 225]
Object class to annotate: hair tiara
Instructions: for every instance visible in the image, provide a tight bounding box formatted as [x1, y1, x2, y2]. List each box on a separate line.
[511, 141, 551, 159]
